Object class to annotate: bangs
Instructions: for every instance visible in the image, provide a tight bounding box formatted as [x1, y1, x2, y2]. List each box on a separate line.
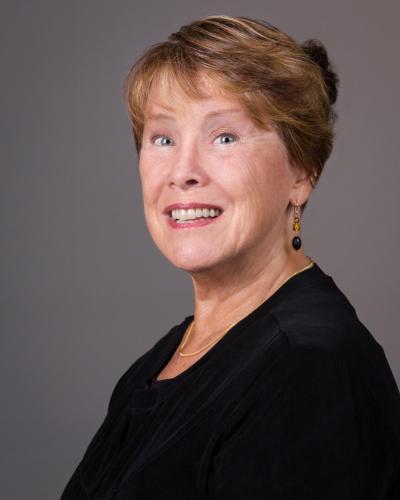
[148, 64, 230, 105]
[124, 42, 247, 152]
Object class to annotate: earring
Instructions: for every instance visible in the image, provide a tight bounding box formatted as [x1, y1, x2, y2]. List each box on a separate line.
[292, 204, 302, 250]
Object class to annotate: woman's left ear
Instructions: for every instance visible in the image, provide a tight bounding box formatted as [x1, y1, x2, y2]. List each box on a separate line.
[290, 165, 314, 206]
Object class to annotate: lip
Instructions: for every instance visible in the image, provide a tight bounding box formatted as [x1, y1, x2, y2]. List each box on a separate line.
[163, 202, 223, 215]
[167, 215, 222, 229]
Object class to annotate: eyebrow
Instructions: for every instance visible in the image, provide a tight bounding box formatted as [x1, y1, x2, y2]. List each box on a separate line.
[144, 108, 244, 123]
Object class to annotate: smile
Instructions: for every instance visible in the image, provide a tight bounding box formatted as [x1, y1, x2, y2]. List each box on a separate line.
[164, 204, 223, 229]
[170, 207, 222, 222]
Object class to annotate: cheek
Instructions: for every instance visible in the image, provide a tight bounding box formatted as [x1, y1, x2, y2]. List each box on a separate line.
[139, 156, 166, 206]
[222, 147, 293, 244]
[216, 147, 286, 208]
[245, 144, 292, 203]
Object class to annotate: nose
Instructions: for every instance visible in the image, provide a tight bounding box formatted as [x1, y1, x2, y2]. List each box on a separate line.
[167, 137, 209, 190]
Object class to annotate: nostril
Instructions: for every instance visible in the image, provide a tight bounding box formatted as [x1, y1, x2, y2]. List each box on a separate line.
[186, 179, 198, 185]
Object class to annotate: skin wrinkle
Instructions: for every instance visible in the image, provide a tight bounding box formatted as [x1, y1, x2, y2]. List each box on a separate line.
[61, 19, 400, 499]
[139, 73, 313, 354]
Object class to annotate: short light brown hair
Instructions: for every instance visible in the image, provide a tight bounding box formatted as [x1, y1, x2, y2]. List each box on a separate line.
[124, 15, 338, 192]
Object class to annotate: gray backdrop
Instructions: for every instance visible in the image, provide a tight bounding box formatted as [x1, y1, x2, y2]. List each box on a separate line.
[2, 0, 399, 498]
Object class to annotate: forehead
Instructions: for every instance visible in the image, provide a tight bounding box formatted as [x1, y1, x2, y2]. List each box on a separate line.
[143, 71, 246, 121]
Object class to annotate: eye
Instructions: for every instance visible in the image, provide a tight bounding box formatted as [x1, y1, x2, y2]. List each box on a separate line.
[214, 133, 238, 145]
[152, 135, 174, 146]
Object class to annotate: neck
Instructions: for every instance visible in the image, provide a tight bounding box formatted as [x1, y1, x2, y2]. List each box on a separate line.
[188, 245, 311, 347]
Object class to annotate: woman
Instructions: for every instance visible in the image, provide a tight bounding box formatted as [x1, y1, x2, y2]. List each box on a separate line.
[61, 15, 400, 499]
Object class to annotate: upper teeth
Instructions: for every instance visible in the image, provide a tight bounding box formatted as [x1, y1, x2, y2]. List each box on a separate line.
[170, 207, 222, 221]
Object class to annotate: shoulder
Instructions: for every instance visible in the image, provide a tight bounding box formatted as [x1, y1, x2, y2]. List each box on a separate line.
[269, 264, 384, 362]
[230, 340, 400, 462]
[258, 264, 400, 427]
[270, 309, 399, 414]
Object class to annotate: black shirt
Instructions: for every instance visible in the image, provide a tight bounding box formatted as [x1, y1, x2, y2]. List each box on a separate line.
[61, 262, 400, 499]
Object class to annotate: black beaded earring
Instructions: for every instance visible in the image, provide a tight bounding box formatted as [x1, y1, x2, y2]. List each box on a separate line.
[292, 204, 302, 250]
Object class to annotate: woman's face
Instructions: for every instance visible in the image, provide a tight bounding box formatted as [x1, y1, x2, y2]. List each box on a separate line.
[139, 75, 310, 275]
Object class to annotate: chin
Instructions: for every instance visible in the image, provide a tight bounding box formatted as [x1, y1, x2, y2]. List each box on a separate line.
[164, 246, 219, 273]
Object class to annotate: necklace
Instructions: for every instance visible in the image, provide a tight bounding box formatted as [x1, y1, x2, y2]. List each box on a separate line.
[178, 258, 315, 357]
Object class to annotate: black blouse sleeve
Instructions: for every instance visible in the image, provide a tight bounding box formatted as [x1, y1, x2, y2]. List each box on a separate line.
[207, 346, 398, 500]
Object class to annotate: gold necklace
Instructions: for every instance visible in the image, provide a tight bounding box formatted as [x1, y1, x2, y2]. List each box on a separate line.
[178, 258, 315, 357]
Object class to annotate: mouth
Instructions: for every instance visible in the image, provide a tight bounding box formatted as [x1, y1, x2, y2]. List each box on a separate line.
[163, 203, 224, 228]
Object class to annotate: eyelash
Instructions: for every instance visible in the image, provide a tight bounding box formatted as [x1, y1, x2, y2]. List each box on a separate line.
[151, 132, 239, 146]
